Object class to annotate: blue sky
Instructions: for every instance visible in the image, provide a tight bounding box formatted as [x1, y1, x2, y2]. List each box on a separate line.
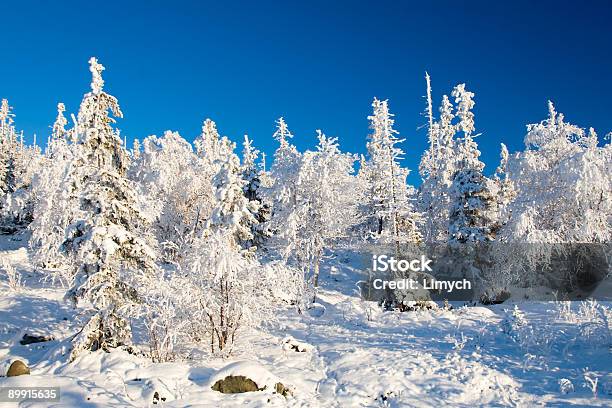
[1, 0, 610, 184]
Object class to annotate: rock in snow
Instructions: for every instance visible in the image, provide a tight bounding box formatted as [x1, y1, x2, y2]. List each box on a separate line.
[6, 360, 30, 377]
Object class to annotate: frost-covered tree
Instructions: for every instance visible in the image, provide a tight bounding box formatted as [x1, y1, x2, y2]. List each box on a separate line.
[419, 77, 458, 242]
[448, 84, 497, 244]
[241, 134, 271, 246]
[360, 98, 421, 252]
[448, 168, 497, 244]
[180, 229, 303, 353]
[504, 101, 611, 244]
[131, 138, 141, 160]
[62, 57, 158, 360]
[29, 103, 78, 274]
[241, 134, 260, 201]
[0, 99, 43, 233]
[51, 102, 68, 141]
[0, 99, 16, 198]
[130, 130, 213, 262]
[194, 118, 234, 169]
[490, 143, 516, 233]
[286, 130, 360, 286]
[206, 146, 260, 251]
[496, 102, 612, 290]
[264, 118, 303, 250]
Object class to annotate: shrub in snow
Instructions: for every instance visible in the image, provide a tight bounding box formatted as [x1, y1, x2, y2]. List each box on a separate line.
[583, 370, 599, 398]
[140, 272, 188, 363]
[558, 378, 574, 394]
[556, 299, 611, 352]
[501, 305, 527, 339]
[502, 305, 553, 354]
[181, 230, 294, 353]
[282, 336, 313, 353]
[1, 259, 21, 291]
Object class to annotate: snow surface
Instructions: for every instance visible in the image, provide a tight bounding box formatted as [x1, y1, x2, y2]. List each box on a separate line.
[0, 242, 610, 407]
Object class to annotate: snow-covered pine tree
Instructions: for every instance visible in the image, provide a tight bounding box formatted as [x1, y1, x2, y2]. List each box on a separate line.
[264, 117, 303, 254]
[491, 143, 516, 235]
[361, 98, 421, 252]
[0, 99, 43, 233]
[207, 146, 260, 251]
[62, 57, 158, 360]
[0, 99, 17, 200]
[193, 118, 234, 170]
[448, 84, 497, 244]
[52, 103, 68, 141]
[241, 134, 260, 201]
[29, 102, 78, 274]
[241, 134, 271, 246]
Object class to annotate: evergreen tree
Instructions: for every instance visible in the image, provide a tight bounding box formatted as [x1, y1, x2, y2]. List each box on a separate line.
[264, 117, 303, 255]
[361, 98, 421, 252]
[448, 84, 496, 244]
[241, 134, 271, 246]
[29, 102, 78, 273]
[193, 118, 234, 169]
[0, 99, 43, 232]
[62, 57, 158, 360]
[241, 134, 260, 201]
[207, 148, 260, 251]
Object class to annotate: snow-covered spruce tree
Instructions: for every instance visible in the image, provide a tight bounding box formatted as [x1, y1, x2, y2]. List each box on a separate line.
[241, 134, 271, 247]
[28, 103, 79, 275]
[418, 75, 459, 242]
[194, 118, 234, 169]
[241, 134, 260, 201]
[491, 143, 516, 235]
[448, 84, 497, 244]
[0, 99, 43, 233]
[131, 138, 141, 160]
[62, 57, 157, 360]
[0, 98, 16, 198]
[360, 98, 421, 252]
[129, 130, 214, 262]
[206, 145, 260, 251]
[263, 117, 303, 253]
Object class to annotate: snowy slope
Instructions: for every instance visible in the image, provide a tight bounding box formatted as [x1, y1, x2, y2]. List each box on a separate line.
[0, 243, 610, 407]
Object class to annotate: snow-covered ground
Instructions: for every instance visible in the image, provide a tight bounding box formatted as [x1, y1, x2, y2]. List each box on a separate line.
[0, 238, 610, 407]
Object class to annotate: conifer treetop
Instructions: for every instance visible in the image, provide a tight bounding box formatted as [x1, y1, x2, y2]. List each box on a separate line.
[89, 57, 105, 95]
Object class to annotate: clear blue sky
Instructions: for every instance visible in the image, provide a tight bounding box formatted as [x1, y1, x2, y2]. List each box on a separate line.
[1, 0, 610, 184]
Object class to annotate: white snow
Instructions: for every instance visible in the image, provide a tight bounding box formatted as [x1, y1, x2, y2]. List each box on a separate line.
[1, 247, 610, 407]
